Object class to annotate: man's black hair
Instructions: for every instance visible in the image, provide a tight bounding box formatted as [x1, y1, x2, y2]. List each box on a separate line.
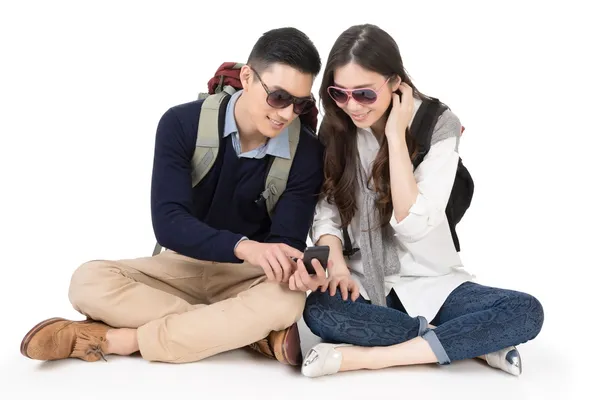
[247, 27, 321, 76]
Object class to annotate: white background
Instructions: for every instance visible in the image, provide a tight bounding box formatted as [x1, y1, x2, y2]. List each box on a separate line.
[1, 0, 598, 398]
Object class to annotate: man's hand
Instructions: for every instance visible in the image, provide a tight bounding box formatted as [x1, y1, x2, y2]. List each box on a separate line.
[288, 258, 329, 292]
[234, 240, 303, 283]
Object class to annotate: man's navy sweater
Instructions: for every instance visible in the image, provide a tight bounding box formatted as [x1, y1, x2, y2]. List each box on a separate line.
[150, 98, 324, 263]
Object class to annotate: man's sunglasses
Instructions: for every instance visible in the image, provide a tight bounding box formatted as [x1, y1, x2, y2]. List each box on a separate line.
[251, 67, 315, 115]
[327, 77, 391, 105]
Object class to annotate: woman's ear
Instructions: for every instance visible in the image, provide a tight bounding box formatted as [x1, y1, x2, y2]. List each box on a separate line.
[390, 75, 401, 92]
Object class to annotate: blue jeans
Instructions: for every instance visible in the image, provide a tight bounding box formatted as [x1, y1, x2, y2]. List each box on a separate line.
[303, 282, 544, 364]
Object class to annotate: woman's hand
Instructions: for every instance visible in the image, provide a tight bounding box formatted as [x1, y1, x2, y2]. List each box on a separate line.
[321, 272, 361, 302]
[288, 258, 329, 292]
[384, 83, 414, 144]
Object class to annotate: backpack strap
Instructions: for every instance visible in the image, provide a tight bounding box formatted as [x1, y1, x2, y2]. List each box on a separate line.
[190, 85, 236, 187]
[410, 97, 447, 169]
[411, 98, 471, 253]
[257, 117, 301, 218]
[152, 241, 163, 257]
[342, 225, 359, 258]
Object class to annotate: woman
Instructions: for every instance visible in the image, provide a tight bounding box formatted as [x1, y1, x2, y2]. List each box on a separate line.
[288, 24, 544, 378]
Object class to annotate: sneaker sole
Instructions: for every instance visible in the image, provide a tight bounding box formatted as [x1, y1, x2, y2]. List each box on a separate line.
[20, 317, 68, 358]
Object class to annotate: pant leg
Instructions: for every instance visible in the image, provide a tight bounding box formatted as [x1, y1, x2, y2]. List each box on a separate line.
[68, 250, 207, 328]
[303, 289, 424, 346]
[68, 250, 306, 363]
[426, 281, 545, 363]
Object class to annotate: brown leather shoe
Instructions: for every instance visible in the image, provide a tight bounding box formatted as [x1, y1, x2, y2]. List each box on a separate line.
[21, 317, 111, 362]
[248, 322, 302, 366]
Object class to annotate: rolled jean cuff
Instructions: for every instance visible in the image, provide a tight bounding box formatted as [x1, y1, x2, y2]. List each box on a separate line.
[422, 329, 451, 365]
[417, 316, 428, 336]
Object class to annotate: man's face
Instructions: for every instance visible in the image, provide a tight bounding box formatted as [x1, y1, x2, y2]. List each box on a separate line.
[241, 63, 314, 138]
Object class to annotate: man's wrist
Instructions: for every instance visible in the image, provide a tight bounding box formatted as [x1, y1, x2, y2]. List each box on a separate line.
[233, 237, 250, 260]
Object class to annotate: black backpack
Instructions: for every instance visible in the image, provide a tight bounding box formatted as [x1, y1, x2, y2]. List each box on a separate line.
[342, 97, 475, 257]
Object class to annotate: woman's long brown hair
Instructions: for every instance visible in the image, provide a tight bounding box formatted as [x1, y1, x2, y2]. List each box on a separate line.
[319, 24, 428, 228]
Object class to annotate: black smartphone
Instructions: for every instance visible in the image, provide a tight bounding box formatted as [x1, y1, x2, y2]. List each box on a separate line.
[293, 245, 329, 275]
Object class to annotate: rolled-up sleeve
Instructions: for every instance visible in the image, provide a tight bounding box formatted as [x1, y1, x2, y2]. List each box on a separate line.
[311, 196, 344, 244]
[390, 125, 461, 242]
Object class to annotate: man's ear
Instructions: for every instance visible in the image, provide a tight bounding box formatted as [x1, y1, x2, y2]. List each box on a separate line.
[240, 65, 252, 91]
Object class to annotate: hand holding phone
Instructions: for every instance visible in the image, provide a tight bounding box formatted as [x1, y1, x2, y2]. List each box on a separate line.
[292, 245, 329, 274]
[289, 246, 329, 293]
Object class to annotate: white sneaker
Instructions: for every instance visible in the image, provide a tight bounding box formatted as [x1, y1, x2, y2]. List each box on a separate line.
[301, 343, 352, 378]
[484, 346, 522, 376]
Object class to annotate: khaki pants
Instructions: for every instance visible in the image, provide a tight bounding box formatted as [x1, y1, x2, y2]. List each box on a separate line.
[67, 249, 306, 363]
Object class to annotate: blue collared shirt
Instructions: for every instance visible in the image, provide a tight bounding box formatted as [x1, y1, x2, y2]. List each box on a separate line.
[223, 90, 290, 160]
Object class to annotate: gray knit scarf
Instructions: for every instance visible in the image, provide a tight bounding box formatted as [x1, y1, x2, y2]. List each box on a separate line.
[356, 162, 402, 307]
[353, 108, 460, 306]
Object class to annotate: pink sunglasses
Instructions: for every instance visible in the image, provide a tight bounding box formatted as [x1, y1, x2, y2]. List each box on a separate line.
[327, 77, 391, 105]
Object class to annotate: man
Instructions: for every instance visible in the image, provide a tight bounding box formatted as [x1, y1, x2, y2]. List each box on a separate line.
[20, 27, 325, 366]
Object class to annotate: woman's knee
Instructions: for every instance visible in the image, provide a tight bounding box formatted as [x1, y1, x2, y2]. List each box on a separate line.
[504, 291, 545, 341]
[524, 293, 544, 339]
[304, 289, 343, 316]
[303, 289, 347, 337]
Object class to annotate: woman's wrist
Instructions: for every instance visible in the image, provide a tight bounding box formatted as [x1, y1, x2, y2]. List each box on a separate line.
[328, 260, 351, 277]
[386, 131, 408, 152]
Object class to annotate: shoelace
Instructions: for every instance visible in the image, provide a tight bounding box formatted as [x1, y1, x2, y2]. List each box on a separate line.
[72, 329, 108, 362]
[85, 344, 107, 362]
[247, 339, 275, 358]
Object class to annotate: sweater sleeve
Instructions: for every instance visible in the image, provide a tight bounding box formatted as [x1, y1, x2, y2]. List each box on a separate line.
[150, 107, 245, 263]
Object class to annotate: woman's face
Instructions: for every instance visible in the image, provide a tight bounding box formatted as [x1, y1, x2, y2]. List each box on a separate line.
[328, 62, 399, 129]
